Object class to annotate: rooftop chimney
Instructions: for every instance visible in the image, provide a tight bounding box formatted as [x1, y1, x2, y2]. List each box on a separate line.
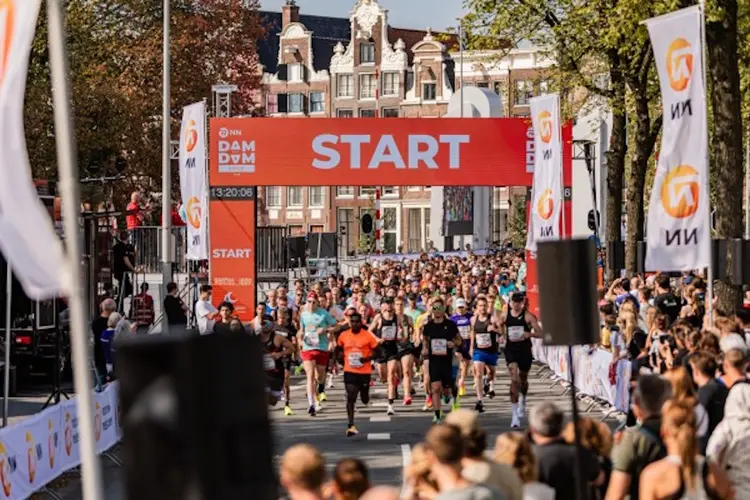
[282, 0, 300, 28]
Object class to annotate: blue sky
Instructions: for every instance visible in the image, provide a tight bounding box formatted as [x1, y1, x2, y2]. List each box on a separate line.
[260, 0, 467, 32]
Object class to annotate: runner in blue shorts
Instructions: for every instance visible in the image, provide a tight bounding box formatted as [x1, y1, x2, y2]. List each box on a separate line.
[449, 298, 473, 398]
[469, 296, 500, 413]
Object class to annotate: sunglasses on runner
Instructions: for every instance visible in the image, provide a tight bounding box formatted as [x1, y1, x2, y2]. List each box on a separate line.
[431, 304, 445, 311]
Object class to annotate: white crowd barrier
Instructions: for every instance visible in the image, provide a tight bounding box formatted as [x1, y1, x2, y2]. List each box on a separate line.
[0, 382, 121, 499]
[532, 340, 632, 414]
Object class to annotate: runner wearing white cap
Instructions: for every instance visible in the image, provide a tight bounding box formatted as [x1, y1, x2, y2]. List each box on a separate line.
[450, 298, 473, 403]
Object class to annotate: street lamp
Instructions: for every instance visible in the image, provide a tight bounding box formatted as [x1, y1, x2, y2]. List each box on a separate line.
[162, 0, 173, 304]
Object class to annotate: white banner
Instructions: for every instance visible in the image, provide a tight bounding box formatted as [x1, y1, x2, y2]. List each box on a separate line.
[179, 101, 208, 260]
[645, 6, 710, 271]
[0, 0, 68, 298]
[526, 94, 562, 252]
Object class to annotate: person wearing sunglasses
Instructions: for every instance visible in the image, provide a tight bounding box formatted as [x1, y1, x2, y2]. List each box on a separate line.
[421, 297, 463, 424]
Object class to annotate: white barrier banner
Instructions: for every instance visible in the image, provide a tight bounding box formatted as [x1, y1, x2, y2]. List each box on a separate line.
[645, 6, 710, 271]
[526, 93, 562, 252]
[59, 400, 80, 474]
[179, 101, 208, 260]
[0, 0, 69, 298]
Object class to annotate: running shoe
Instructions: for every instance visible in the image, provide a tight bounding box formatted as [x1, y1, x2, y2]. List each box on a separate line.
[319, 392, 328, 402]
[442, 394, 451, 405]
[346, 425, 359, 437]
[315, 401, 322, 412]
[403, 396, 413, 406]
[432, 414, 442, 425]
[451, 398, 461, 412]
[475, 401, 485, 413]
[308, 405, 316, 417]
[518, 394, 527, 418]
[326, 376, 334, 390]
[410, 387, 416, 397]
[510, 412, 521, 428]
[483, 383, 490, 396]
[458, 386, 467, 397]
[294, 365, 303, 376]
[387, 405, 395, 416]
[488, 390, 496, 399]
[284, 405, 294, 416]
[423, 396, 434, 411]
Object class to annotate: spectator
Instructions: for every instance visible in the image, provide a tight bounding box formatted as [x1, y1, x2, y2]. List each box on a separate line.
[163, 282, 188, 328]
[92, 298, 116, 385]
[720, 348, 748, 388]
[444, 409, 524, 500]
[605, 374, 671, 500]
[405, 443, 439, 500]
[529, 402, 601, 500]
[423, 425, 506, 500]
[125, 191, 150, 230]
[112, 230, 137, 311]
[736, 309, 750, 344]
[664, 366, 709, 441]
[130, 282, 155, 334]
[640, 400, 733, 499]
[707, 382, 750, 497]
[562, 417, 613, 500]
[653, 274, 680, 325]
[326, 458, 370, 500]
[360, 487, 400, 500]
[689, 351, 728, 454]
[100, 312, 121, 380]
[494, 432, 555, 500]
[212, 302, 236, 335]
[280, 444, 327, 500]
[195, 285, 218, 335]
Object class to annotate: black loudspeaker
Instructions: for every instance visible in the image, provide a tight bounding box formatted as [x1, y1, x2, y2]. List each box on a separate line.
[607, 241, 625, 273]
[723, 239, 750, 285]
[536, 239, 599, 346]
[117, 334, 275, 500]
[307, 232, 337, 259]
[287, 236, 306, 262]
[711, 239, 727, 283]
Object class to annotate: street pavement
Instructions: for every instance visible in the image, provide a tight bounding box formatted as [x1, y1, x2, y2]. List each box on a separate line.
[46, 361, 624, 499]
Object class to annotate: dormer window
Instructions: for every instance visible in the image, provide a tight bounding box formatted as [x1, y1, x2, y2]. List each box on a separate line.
[360, 42, 375, 64]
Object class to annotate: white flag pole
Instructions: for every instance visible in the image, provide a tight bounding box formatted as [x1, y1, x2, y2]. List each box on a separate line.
[46, 0, 104, 498]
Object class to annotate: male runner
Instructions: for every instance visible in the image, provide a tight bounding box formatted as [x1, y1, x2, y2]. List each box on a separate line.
[415, 296, 434, 411]
[394, 296, 416, 406]
[421, 297, 462, 424]
[369, 299, 404, 415]
[469, 296, 500, 413]
[450, 298, 473, 399]
[299, 292, 338, 416]
[501, 291, 542, 427]
[337, 312, 382, 437]
[259, 315, 294, 407]
[275, 307, 298, 416]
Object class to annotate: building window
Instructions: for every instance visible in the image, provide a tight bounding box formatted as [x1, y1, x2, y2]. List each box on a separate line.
[493, 82, 503, 95]
[360, 42, 375, 64]
[407, 208, 423, 253]
[360, 109, 376, 118]
[288, 93, 304, 113]
[309, 187, 325, 207]
[289, 63, 303, 82]
[382, 72, 399, 96]
[383, 207, 398, 254]
[266, 94, 278, 114]
[338, 74, 353, 97]
[337, 109, 354, 118]
[360, 187, 376, 197]
[477, 82, 490, 89]
[337, 186, 354, 197]
[406, 71, 414, 92]
[382, 108, 399, 118]
[423, 82, 437, 101]
[310, 92, 325, 113]
[338, 208, 355, 256]
[407, 186, 421, 192]
[310, 225, 324, 233]
[266, 187, 281, 207]
[288, 225, 305, 236]
[515, 80, 533, 106]
[287, 186, 303, 207]
[382, 186, 398, 197]
[360, 74, 376, 99]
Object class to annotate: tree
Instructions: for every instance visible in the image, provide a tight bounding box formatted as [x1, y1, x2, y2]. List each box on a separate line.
[508, 196, 528, 248]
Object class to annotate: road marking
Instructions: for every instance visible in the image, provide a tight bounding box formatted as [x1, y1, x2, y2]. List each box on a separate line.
[370, 402, 388, 408]
[401, 444, 412, 497]
[367, 433, 391, 440]
[369, 416, 391, 422]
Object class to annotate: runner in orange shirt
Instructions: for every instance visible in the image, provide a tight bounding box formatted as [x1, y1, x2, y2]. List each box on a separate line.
[337, 312, 383, 437]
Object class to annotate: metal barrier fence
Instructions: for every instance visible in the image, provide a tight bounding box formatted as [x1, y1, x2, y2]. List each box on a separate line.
[130, 226, 188, 274]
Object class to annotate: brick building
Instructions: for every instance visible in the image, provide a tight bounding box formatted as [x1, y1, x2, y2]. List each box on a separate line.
[256, 0, 552, 254]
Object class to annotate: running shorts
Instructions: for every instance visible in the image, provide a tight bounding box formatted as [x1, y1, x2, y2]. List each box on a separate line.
[268, 376, 284, 394]
[429, 360, 455, 388]
[381, 342, 400, 362]
[301, 350, 330, 366]
[472, 350, 498, 367]
[504, 342, 533, 372]
[344, 372, 371, 387]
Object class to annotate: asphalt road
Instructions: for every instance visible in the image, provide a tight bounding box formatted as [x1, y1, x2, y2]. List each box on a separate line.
[46, 361, 624, 499]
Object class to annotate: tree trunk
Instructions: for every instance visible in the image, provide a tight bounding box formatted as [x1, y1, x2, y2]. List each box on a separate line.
[706, 0, 743, 312]
[626, 91, 661, 275]
[605, 80, 627, 282]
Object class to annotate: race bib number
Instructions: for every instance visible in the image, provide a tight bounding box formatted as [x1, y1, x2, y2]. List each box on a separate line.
[348, 351, 364, 369]
[304, 332, 320, 347]
[476, 333, 492, 349]
[382, 325, 397, 341]
[508, 326, 525, 341]
[431, 338, 448, 356]
[458, 325, 470, 340]
[263, 354, 276, 371]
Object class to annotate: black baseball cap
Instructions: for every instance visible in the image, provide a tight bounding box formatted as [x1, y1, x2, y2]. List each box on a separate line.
[510, 292, 525, 302]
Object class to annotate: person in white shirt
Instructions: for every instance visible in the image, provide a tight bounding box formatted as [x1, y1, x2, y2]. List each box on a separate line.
[195, 285, 218, 335]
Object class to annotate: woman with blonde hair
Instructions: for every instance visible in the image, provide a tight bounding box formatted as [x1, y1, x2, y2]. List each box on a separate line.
[494, 432, 555, 500]
[404, 444, 439, 500]
[639, 400, 733, 499]
[665, 366, 709, 440]
[614, 311, 639, 361]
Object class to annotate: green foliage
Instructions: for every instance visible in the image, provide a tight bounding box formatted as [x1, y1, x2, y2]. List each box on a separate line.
[508, 196, 528, 248]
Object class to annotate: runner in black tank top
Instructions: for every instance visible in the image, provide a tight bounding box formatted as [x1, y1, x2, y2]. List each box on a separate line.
[259, 319, 294, 407]
[371, 300, 403, 416]
[502, 292, 542, 428]
[394, 296, 416, 407]
[469, 296, 500, 413]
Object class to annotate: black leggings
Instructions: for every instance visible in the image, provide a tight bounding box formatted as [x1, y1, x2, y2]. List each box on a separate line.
[344, 373, 371, 425]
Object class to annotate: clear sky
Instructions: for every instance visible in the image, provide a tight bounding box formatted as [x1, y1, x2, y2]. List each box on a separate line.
[260, 0, 467, 32]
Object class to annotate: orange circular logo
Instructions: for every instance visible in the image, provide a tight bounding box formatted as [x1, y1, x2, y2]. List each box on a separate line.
[185, 119, 198, 153]
[187, 197, 201, 229]
[537, 110, 553, 143]
[0, 0, 15, 88]
[536, 188, 554, 220]
[660, 165, 699, 219]
[666, 38, 693, 92]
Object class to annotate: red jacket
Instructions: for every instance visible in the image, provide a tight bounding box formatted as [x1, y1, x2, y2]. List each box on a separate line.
[131, 293, 155, 327]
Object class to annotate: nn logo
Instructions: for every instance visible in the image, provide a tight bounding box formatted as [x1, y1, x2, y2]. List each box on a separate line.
[536, 188, 554, 236]
[666, 38, 694, 120]
[661, 165, 700, 246]
[536, 110, 554, 160]
[0, 0, 14, 88]
[187, 196, 201, 229]
[184, 119, 198, 154]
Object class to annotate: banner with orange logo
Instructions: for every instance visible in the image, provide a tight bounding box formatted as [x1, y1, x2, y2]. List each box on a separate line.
[179, 101, 208, 260]
[526, 94, 563, 252]
[0, 0, 69, 299]
[645, 6, 710, 271]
